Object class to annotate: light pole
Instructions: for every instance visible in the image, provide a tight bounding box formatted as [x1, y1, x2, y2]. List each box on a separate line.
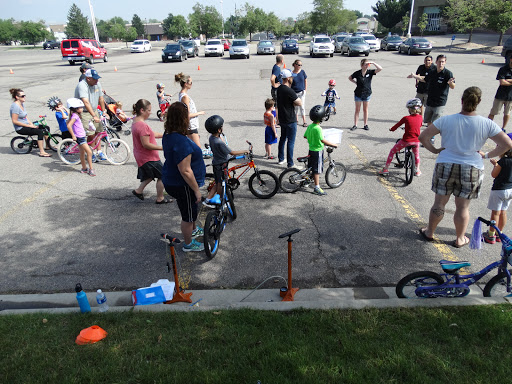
[220, 0, 225, 38]
[407, 0, 415, 37]
[87, 0, 99, 42]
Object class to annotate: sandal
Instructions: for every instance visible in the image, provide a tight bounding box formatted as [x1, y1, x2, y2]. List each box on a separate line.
[419, 228, 434, 242]
[39, 153, 52, 157]
[302, 123, 307, 127]
[132, 190, 144, 201]
[451, 237, 470, 248]
[155, 198, 171, 204]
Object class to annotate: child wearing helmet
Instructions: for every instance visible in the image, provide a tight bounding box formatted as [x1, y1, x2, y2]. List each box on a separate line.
[379, 98, 423, 177]
[321, 79, 340, 115]
[48, 97, 72, 140]
[156, 83, 172, 121]
[304, 105, 338, 196]
[66, 98, 95, 176]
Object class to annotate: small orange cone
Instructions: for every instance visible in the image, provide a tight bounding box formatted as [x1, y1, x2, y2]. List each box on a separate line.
[9, 68, 14, 74]
[481, 58, 485, 64]
[75, 325, 108, 345]
[114, 66, 118, 72]
[283, 63, 286, 69]
[197, 65, 200, 71]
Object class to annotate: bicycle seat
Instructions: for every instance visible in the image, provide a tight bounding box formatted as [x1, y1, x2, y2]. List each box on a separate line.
[297, 155, 310, 163]
[439, 260, 471, 273]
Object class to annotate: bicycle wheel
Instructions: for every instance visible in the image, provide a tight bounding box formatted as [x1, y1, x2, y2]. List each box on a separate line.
[325, 162, 347, 188]
[10, 136, 33, 154]
[483, 272, 512, 297]
[396, 271, 444, 298]
[279, 168, 303, 193]
[57, 139, 81, 165]
[324, 106, 331, 122]
[404, 150, 415, 185]
[46, 133, 62, 152]
[225, 186, 237, 220]
[103, 139, 130, 165]
[248, 170, 279, 199]
[204, 211, 221, 259]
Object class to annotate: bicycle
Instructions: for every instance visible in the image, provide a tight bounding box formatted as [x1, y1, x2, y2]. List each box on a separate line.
[279, 147, 347, 193]
[393, 139, 418, 185]
[203, 156, 241, 259]
[396, 217, 512, 299]
[10, 116, 63, 154]
[323, 104, 333, 122]
[205, 141, 279, 199]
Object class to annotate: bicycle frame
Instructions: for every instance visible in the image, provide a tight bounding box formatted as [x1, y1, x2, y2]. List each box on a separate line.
[64, 130, 111, 155]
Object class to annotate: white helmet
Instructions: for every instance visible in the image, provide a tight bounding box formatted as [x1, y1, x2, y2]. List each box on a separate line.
[67, 98, 84, 109]
[406, 98, 422, 109]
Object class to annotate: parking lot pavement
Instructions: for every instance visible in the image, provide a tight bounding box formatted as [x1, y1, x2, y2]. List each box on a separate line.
[0, 39, 508, 294]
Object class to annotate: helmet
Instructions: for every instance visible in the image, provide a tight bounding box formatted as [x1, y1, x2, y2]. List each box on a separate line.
[47, 96, 61, 111]
[309, 105, 326, 122]
[67, 98, 85, 109]
[156, 83, 165, 89]
[205, 115, 224, 133]
[328, 79, 336, 86]
[406, 98, 422, 109]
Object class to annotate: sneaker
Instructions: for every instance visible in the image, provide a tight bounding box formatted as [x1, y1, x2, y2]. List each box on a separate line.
[496, 236, 502, 243]
[415, 170, 422, 177]
[363, 125, 369, 130]
[313, 187, 327, 196]
[88, 168, 96, 177]
[278, 160, 286, 165]
[91, 154, 98, 163]
[333, 111, 336, 115]
[202, 199, 215, 209]
[267, 155, 275, 160]
[350, 125, 357, 131]
[192, 226, 204, 239]
[80, 168, 89, 174]
[483, 232, 496, 244]
[379, 169, 389, 176]
[183, 239, 204, 252]
[97, 152, 108, 161]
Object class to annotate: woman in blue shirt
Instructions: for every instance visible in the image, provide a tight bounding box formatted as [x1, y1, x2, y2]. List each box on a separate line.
[291, 59, 308, 127]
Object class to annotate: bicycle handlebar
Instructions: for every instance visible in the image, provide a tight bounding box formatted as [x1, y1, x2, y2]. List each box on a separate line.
[478, 217, 494, 227]
[161, 233, 181, 244]
[38, 115, 47, 118]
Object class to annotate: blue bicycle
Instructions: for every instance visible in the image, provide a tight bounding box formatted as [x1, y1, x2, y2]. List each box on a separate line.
[396, 217, 512, 298]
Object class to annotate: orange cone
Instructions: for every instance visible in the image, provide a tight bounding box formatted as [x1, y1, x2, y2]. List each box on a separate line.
[481, 58, 485, 64]
[9, 68, 14, 74]
[283, 63, 286, 69]
[75, 325, 108, 345]
[197, 65, 200, 70]
[114, 66, 118, 72]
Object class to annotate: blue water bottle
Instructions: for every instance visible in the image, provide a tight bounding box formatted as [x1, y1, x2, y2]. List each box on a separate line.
[75, 283, 91, 313]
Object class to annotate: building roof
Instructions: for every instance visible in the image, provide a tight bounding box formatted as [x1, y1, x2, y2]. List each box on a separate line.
[144, 24, 163, 35]
[49, 24, 66, 33]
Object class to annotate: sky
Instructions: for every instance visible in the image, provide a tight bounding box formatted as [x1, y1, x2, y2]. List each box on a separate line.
[2, 0, 376, 25]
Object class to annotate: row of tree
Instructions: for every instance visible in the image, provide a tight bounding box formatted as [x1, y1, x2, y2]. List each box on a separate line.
[0, 19, 51, 45]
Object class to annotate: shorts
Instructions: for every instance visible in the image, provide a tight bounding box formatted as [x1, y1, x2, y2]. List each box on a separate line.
[212, 163, 227, 183]
[415, 92, 428, 106]
[76, 136, 87, 145]
[324, 102, 336, 108]
[137, 160, 163, 181]
[490, 98, 512, 116]
[431, 163, 484, 199]
[82, 111, 102, 133]
[271, 87, 278, 104]
[307, 150, 324, 174]
[265, 126, 277, 144]
[487, 188, 512, 211]
[164, 184, 199, 223]
[424, 105, 445, 123]
[15, 126, 46, 140]
[354, 95, 371, 102]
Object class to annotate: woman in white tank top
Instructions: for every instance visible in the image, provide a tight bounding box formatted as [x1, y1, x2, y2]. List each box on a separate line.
[175, 72, 204, 147]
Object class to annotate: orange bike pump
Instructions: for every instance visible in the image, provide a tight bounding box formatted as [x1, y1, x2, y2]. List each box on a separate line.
[161, 234, 193, 304]
[278, 228, 301, 301]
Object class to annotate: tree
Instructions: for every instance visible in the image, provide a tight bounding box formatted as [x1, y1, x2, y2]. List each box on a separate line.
[132, 14, 145, 38]
[417, 12, 428, 36]
[125, 27, 137, 43]
[170, 15, 190, 39]
[0, 19, 18, 44]
[487, 0, 512, 46]
[442, 0, 488, 43]
[339, 10, 359, 32]
[239, 3, 265, 41]
[262, 12, 281, 39]
[18, 21, 49, 45]
[65, 3, 92, 38]
[401, 12, 410, 36]
[372, 0, 410, 29]
[310, 0, 345, 35]
[189, 3, 222, 39]
[295, 12, 312, 35]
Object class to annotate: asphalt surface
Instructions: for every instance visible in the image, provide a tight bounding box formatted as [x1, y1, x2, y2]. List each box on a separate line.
[0, 34, 510, 297]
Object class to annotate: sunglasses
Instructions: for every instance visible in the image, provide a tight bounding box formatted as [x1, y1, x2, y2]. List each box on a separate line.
[295, 64, 302, 66]
[19, 94, 26, 97]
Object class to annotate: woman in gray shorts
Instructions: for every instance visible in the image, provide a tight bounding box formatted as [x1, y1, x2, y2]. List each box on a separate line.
[418, 86, 512, 248]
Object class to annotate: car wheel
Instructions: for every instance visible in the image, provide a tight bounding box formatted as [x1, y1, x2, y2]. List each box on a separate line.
[330, 53, 333, 57]
[348, 49, 352, 57]
[103, 54, 108, 62]
[179, 54, 183, 62]
[162, 57, 167, 63]
[365, 52, 369, 56]
[89, 55, 94, 64]
[407, 48, 411, 55]
[425, 51, 431, 55]
[69, 60, 75, 65]
[246, 54, 250, 59]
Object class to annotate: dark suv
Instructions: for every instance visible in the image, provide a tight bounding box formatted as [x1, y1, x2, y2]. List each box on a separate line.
[502, 35, 512, 63]
[43, 40, 60, 49]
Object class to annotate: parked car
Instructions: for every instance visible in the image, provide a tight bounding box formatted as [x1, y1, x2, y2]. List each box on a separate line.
[222, 39, 231, 50]
[130, 39, 152, 53]
[309, 35, 334, 57]
[280, 39, 299, 54]
[360, 34, 380, 52]
[398, 37, 432, 55]
[161, 43, 187, 62]
[229, 39, 250, 59]
[341, 36, 370, 56]
[178, 40, 199, 57]
[501, 35, 512, 63]
[333, 36, 347, 53]
[43, 40, 60, 49]
[61, 38, 107, 65]
[205, 39, 224, 57]
[257, 40, 275, 55]
[380, 35, 403, 51]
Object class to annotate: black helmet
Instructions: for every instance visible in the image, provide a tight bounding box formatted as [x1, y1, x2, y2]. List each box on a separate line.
[309, 105, 326, 122]
[205, 115, 224, 133]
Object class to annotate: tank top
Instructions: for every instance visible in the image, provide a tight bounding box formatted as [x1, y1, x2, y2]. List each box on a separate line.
[179, 92, 199, 132]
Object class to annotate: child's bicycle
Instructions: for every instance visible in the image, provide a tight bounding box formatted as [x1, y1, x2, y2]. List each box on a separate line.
[203, 157, 241, 259]
[10, 116, 63, 154]
[396, 217, 512, 298]
[156, 96, 172, 121]
[205, 141, 279, 199]
[393, 139, 418, 185]
[279, 147, 347, 192]
[323, 103, 335, 122]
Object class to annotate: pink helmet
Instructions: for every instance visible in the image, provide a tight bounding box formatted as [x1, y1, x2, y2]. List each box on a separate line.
[328, 79, 336, 86]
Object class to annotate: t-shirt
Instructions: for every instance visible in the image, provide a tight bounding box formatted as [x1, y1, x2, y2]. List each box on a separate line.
[210, 135, 232, 166]
[10, 102, 28, 131]
[271, 64, 282, 89]
[291, 70, 307, 93]
[276, 85, 298, 124]
[70, 113, 86, 138]
[162, 132, 205, 187]
[304, 123, 324, 151]
[494, 64, 512, 101]
[351, 69, 376, 98]
[415, 64, 436, 94]
[74, 79, 103, 110]
[131, 120, 161, 167]
[433, 113, 502, 169]
[323, 88, 339, 104]
[426, 67, 454, 107]
[390, 114, 423, 143]
[264, 110, 274, 128]
[55, 111, 69, 132]
[157, 91, 168, 105]
[492, 157, 512, 190]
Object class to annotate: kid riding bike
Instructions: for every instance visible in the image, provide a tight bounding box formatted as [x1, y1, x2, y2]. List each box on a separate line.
[10, 116, 62, 154]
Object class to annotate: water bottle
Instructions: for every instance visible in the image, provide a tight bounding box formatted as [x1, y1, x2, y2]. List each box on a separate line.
[75, 283, 91, 313]
[96, 289, 109, 312]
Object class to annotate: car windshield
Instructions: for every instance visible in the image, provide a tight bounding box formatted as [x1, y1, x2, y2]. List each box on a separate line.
[315, 37, 331, 43]
[388, 36, 402, 42]
[180, 41, 193, 47]
[362, 35, 376, 41]
[233, 41, 247, 46]
[336, 37, 346, 42]
[165, 44, 180, 51]
[133, 41, 143, 45]
[413, 38, 429, 43]
[284, 40, 296, 44]
[349, 38, 365, 44]
[259, 41, 272, 46]
[207, 41, 221, 45]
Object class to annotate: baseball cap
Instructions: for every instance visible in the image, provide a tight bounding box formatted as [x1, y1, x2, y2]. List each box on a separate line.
[281, 69, 296, 79]
[80, 62, 92, 70]
[85, 69, 101, 79]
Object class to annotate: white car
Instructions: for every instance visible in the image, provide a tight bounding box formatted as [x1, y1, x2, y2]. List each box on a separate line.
[309, 35, 334, 57]
[130, 39, 151, 53]
[229, 39, 250, 59]
[205, 39, 224, 57]
[360, 34, 380, 52]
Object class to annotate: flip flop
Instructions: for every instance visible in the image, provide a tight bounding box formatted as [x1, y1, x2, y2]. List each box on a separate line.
[419, 228, 434, 242]
[39, 153, 52, 157]
[132, 190, 144, 201]
[451, 237, 470, 248]
[155, 198, 171, 204]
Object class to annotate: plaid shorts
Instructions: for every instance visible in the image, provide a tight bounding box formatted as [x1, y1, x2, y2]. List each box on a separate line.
[431, 163, 483, 199]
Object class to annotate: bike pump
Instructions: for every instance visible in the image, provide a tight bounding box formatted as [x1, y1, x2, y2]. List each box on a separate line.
[161, 234, 193, 304]
[278, 228, 301, 301]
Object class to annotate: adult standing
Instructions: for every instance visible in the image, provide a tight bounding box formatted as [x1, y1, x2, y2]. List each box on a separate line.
[488, 55, 512, 131]
[9, 88, 51, 157]
[422, 55, 455, 127]
[175, 72, 205, 148]
[418, 87, 512, 248]
[291, 59, 308, 127]
[162, 102, 206, 252]
[277, 69, 302, 167]
[270, 54, 285, 124]
[410, 55, 435, 116]
[348, 59, 382, 131]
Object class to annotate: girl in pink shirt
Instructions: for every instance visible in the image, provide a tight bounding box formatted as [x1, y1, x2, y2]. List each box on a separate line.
[66, 98, 95, 176]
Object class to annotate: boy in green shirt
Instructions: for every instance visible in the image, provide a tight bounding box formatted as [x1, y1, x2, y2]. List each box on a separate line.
[304, 105, 338, 195]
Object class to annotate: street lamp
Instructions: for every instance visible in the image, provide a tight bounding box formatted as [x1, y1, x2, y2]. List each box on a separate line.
[407, 0, 415, 37]
[220, 0, 225, 39]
